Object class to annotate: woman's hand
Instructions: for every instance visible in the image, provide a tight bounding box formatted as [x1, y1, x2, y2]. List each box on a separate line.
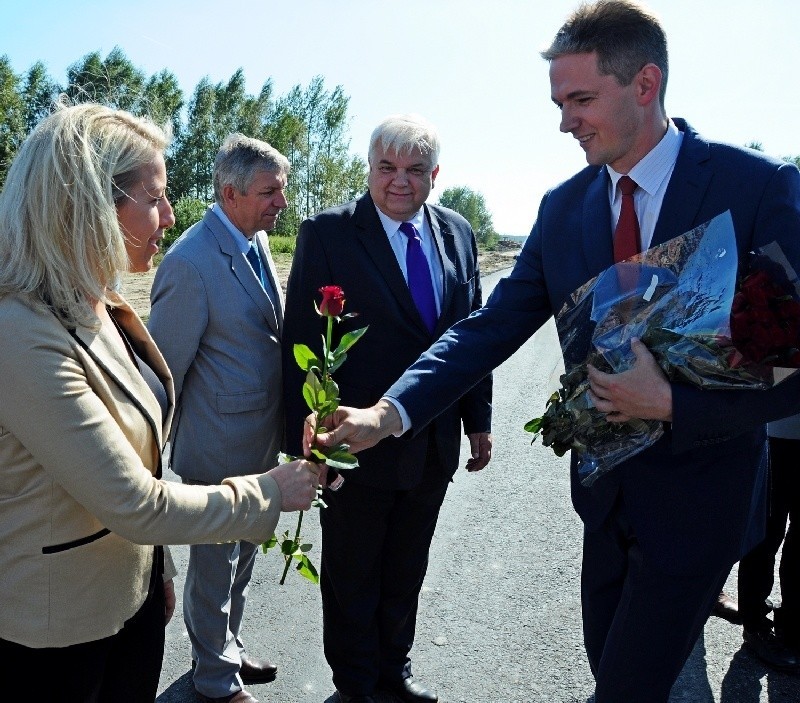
[267, 459, 326, 511]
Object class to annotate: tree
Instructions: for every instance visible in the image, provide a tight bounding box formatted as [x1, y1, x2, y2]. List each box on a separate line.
[270, 76, 366, 236]
[0, 56, 25, 185]
[21, 62, 60, 134]
[165, 196, 207, 249]
[65, 48, 146, 111]
[438, 186, 499, 248]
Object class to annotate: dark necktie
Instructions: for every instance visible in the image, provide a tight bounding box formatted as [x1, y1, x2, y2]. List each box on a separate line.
[399, 222, 438, 334]
[613, 175, 641, 263]
[246, 242, 266, 288]
[246, 241, 280, 328]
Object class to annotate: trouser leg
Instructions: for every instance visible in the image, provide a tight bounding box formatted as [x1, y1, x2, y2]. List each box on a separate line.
[582, 502, 731, 703]
[184, 541, 246, 697]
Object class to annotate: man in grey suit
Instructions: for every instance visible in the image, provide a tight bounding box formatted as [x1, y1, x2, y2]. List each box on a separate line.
[149, 134, 289, 703]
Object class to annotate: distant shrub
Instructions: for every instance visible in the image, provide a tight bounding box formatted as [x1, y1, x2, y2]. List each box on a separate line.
[164, 197, 208, 249]
[269, 235, 296, 255]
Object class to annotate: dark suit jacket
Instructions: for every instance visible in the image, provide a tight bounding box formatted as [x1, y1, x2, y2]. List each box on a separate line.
[385, 119, 800, 573]
[283, 192, 492, 489]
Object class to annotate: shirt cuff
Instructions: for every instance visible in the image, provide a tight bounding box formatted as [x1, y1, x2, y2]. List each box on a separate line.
[382, 396, 411, 436]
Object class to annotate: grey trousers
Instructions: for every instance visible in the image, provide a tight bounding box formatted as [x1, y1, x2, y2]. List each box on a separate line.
[184, 539, 259, 697]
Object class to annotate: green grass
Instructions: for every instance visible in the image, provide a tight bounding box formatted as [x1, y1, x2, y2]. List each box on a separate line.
[268, 235, 296, 255]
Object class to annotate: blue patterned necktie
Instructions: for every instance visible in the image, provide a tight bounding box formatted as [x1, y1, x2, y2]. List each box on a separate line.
[399, 221, 437, 334]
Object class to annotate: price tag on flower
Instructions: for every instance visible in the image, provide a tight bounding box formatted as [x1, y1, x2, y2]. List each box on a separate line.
[263, 285, 368, 584]
[526, 211, 800, 487]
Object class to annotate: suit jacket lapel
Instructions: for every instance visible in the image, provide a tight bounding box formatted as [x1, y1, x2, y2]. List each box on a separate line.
[204, 210, 281, 336]
[70, 304, 167, 455]
[651, 119, 712, 247]
[354, 194, 427, 331]
[426, 204, 457, 336]
[583, 168, 614, 273]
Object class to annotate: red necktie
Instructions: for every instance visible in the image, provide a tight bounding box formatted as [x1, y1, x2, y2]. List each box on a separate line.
[613, 175, 640, 262]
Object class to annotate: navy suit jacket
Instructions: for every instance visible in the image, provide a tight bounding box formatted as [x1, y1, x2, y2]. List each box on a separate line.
[283, 192, 492, 490]
[386, 119, 800, 573]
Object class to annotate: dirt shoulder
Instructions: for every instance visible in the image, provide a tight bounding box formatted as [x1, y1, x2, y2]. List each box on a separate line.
[122, 241, 521, 320]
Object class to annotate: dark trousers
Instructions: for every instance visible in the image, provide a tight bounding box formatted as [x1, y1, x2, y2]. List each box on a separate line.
[319, 456, 450, 696]
[582, 497, 731, 703]
[0, 555, 165, 702]
[739, 436, 800, 642]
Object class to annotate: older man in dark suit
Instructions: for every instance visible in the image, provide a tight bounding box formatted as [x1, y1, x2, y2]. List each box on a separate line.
[311, 3, 800, 702]
[283, 114, 492, 703]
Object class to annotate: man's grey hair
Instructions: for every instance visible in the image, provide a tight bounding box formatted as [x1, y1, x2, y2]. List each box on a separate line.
[541, 0, 669, 108]
[368, 114, 440, 169]
[213, 133, 291, 203]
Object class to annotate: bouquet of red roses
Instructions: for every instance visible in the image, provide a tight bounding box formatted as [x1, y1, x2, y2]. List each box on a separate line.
[525, 211, 800, 487]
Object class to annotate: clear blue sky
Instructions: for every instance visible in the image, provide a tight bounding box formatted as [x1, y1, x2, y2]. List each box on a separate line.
[2, 0, 799, 236]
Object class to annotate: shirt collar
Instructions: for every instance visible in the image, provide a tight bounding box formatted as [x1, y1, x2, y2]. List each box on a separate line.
[374, 204, 426, 240]
[212, 202, 254, 255]
[607, 119, 683, 199]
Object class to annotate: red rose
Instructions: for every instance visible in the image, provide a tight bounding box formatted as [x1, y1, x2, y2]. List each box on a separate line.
[319, 285, 345, 317]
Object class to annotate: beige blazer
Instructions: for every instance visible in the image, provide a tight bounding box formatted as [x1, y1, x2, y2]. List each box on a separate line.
[0, 292, 283, 648]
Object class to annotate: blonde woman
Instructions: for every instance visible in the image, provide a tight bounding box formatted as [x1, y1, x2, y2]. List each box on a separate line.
[0, 103, 322, 702]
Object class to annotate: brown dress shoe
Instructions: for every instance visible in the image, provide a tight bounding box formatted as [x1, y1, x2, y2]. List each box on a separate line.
[239, 653, 278, 683]
[194, 689, 260, 703]
[711, 591, 742, 624]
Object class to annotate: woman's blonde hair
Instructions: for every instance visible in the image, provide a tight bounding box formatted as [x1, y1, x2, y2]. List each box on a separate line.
[0, 101, 169, 329]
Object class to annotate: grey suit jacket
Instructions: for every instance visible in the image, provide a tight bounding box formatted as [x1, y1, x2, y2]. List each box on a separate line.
[149, 207, 285, 483]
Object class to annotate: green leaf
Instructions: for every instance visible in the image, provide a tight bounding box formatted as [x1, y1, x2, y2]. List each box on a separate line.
[524, 417, 543, 433]
[323, 378, 339, 400]
[296, 555, 320, 584]
[328, 353, 347, 374]
[325, 448, 359, 470]
[280, 539, 298, 556]
[333, 326, 369, 357]
[261, 534, 278, 552]
[310, 447, 328, 462]
[300, 543, 312, 552]
[293, 344, 321, 372]
[303, 370, 325, 411]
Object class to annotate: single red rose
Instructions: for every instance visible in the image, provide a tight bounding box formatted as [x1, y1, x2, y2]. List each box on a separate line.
[319, 285, 346, 317]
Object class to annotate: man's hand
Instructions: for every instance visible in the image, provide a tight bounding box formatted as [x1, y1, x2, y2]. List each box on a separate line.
[587, 338, 673, 422]
[267, 459, 325, 511]
[163, 578, 176, 625]
[465, 432, 492, 472]
[303, 400, 403, 455]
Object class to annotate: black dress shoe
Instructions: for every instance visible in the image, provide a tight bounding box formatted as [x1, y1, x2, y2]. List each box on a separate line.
[337, 692, 377, 703]
[380, 676, 438, 702]
[711, 591, 742, 624]
[743, 628, 800, 672]
[239, 653, 277, 684]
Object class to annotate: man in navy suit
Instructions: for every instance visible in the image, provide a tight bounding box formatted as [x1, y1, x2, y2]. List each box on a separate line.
[311, 2, 800, 701]
[283, 114, 492, 703]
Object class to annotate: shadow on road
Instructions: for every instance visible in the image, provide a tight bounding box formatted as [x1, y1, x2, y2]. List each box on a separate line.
[719, 645, 800, 702]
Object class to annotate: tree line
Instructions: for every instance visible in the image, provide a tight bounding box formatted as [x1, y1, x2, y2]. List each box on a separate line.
[0, 48, 501, 247]
[0, 48, 366, 240]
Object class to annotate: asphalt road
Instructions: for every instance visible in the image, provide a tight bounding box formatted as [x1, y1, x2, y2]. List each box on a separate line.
[156, 269, 799, 703]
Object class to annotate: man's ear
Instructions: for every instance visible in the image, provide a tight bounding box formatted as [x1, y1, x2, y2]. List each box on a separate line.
[636, 63, 662, 107]
[221, 183, 238, 208]
[431, 164, 440, 186]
